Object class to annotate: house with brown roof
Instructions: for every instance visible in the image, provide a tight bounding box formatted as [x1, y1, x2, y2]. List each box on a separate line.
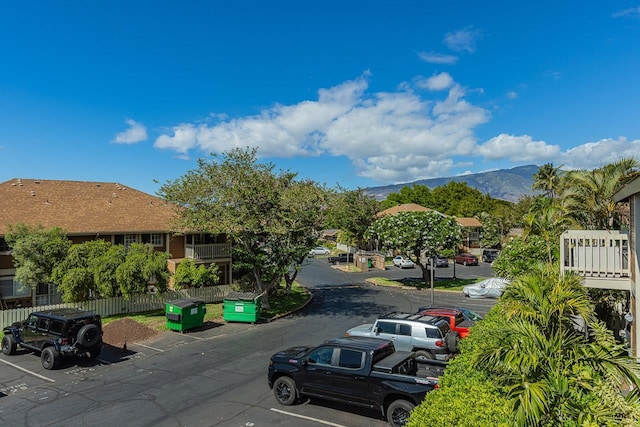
[376, 203, 483, 251]
[0, 178, 231, 308]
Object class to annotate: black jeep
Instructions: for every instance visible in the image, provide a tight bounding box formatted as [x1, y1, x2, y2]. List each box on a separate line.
[2, 308, 103, 370]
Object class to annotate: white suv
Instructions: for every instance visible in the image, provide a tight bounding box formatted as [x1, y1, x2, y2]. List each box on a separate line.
[346, 312, 459, 361]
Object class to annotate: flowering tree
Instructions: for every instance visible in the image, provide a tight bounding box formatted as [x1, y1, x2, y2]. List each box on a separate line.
[365, 211, 461, 286]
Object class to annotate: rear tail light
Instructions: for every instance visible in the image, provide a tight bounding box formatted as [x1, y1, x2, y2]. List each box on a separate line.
[59, 338, 68, 345]
[435, 340, 444, 347]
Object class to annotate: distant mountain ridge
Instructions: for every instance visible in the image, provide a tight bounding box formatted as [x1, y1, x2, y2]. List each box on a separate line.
[364, 164, 538, 203]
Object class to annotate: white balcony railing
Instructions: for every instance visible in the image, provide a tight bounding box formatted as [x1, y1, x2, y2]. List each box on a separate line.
[185, 243, 232, 260]
[560, 230, 630, 289]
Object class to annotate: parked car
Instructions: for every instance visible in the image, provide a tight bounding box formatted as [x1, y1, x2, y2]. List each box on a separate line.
[268, 337, 443, 427]
[416, 307, 483, 339]
[393, 256, 415, 269]
[482, 249, 500, 263]
[2, 308, 103, 369]
[433, 254, 449, 268]
[328, 253, 354, 264]
[308, 246, 330, 256]
[454, 253, 478, 266]
[346, 311, 458, 361]
[462, 277, 510, 298]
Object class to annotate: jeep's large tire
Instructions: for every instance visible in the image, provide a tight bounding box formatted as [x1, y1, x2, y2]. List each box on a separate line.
[387, 399, 415, 427]
[273, 376, 297, 405]
[1, 334, 17, 355]
[41, 347, 60, 370]
[77, 324, 101, 347]
[445, 331, 460, 353]
[88, 344, 102, 359]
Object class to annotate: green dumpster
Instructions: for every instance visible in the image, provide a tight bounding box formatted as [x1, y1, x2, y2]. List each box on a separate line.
[223, 292, 262, 323]
[367, 258, 373, 268]
[166, 298, 206, 332]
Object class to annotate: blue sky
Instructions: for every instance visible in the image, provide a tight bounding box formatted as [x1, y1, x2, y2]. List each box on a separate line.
[1, 1, 639, 195]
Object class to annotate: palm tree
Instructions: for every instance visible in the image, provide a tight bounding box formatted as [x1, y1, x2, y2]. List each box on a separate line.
[532, 163, 564, 200]
[474, 263, 640, 426]
[561, 158, 639, 229]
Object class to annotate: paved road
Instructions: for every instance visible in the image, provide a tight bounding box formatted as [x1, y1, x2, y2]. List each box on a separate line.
[0, 258, 497, 427]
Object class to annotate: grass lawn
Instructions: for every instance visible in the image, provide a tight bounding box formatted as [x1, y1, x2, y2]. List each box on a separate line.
[367, 276, 480, 291]
[103, 282, 311, 330]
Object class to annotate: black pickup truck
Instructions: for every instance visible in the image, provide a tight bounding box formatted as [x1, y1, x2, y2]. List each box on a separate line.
[267, 336, 444, 427]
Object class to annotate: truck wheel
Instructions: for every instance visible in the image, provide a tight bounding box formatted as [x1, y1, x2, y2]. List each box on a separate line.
[413, 350, 434, 362]
[273, 377, 297, 405]
[77, 324, 101, 347]
[445, 331, 460, 353]
[1, 334, 17, 355]
[88, 344, 102, 359]
[41, 347, 60, 370]
[387, 399, 415, 427]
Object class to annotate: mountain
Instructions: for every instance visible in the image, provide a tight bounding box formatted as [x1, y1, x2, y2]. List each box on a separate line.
[364, 164, 539, 203]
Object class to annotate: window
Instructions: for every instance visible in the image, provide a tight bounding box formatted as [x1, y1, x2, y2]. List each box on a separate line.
[141, 233, 163, 246]
[398, 324, 412, 336]
[338, 349, 364, 369]
[0, 278, 30, 297]
[308, 347, 334, 365]
[425, 327, 442, 339]
[114, 234, 137, 247]
[37, 317, 50, 332]
[49, 320, 64, 335]
[0, 237, 10, 253]
[377, 321, 397, 334]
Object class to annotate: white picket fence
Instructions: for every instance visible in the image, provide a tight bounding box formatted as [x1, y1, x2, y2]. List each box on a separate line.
[0, 285, 233, 330]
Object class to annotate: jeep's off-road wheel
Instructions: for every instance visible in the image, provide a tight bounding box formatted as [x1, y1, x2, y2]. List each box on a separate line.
[387, 399, 415, 427]
[273, 377, 297, 405]
[1, 334, 17, 355]
[413, 350, 434, 362]
[41, 347, 60, 370]
[445, 331, 460, 354]
[88, 344, 102, 359]
[77, 324, 101, 347]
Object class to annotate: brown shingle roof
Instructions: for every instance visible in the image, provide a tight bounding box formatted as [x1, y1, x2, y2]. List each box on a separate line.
[455, 217, 483, 227]
[0, 178, 179, 235]
[376, 203, 434, 217]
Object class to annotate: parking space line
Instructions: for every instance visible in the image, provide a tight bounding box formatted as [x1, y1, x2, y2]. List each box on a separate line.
[0, 358, 55, 382]
[134, 343, 165, 352]
[270, 408, 347, 427]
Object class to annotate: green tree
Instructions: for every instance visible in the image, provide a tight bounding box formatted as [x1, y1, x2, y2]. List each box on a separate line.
[115, 243, 169, 298]
[51, 240, 112, 302]
[325, 187, 379, 249]
[561, 158, 639, 230]
[532, 163, 564, 200]
[480, 264, 640, 426]
[492, 235, 550, 279]
[379, 184, 433, 210]
[523, 196, 572, 262]
[94, 244, 126, 297]
[4, 223, 71, 292]
[158, 147, 328, 308]
[365, 211, 461, 286]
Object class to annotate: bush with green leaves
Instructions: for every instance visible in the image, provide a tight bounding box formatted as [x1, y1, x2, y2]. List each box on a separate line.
[173, 258, 220, 289]
[492, 234, 551, 279]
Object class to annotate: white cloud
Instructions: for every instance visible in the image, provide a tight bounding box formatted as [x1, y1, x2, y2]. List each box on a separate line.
[154, 73, 491, 184]
[478, 134, 561, 161]
[613, 6, 640, 18]
[506, 91, 518, 99]
[416, 72, 454, 91]
[444, 27, 481, 53]
[417, 51, 458, 64]
[561, 137, 640, 169]
[112, 119, 147, 144]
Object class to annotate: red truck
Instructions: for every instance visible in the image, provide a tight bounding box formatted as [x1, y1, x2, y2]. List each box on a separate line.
[416, 307, 483, 339]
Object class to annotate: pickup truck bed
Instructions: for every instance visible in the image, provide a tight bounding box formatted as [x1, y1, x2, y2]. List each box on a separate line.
[268, 337, 444, 427]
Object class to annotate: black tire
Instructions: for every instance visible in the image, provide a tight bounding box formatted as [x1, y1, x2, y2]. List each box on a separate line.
[1, 334, 17, 355]
[77, 324, 101, 347]
[273, 376, 297, 405]
[387, 399, 415, 427]
[445, 331, 460, 353]
[88, 344, 102, 359]
[413, 350, 434, 362]
[41, 347, 60, 370]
